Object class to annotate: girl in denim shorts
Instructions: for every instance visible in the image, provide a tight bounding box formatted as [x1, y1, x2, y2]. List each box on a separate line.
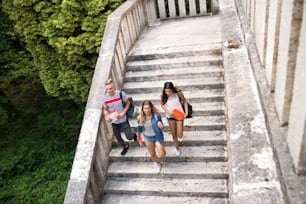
[137, 100, 166, 173]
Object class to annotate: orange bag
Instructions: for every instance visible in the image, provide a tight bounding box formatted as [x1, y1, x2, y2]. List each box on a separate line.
[172, 108, 185, 120]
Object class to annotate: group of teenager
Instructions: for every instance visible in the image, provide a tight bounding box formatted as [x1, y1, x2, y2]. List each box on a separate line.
[102, 79, 189, 173]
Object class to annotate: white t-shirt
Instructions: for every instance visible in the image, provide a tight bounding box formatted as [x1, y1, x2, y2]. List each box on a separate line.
[165, 93, 184, 117]
[102, 90, 127, 124]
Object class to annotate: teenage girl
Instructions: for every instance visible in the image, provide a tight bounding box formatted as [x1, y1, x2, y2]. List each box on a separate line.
[137, 100, 166, 173]
[161, 82, 188, 156]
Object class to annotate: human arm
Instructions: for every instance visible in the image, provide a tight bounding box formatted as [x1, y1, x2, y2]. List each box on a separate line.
[117, 98, 130, 119]
[160, 96, 173, 117]
[156, 114, 164, 129]
[103, 106, 113, 123]
[118, 91, 130, 119]
[178, 91, 188, 118]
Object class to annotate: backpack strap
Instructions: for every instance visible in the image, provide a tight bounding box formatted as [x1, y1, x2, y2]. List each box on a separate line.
[119, 90, 125, 106]
[177, 90, 186, 104]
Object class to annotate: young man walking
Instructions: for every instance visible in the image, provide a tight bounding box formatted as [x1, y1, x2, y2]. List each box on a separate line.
[102, 79, 137, 155]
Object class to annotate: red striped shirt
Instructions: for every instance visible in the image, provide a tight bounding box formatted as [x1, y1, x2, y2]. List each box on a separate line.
[105, 97, 121, 105]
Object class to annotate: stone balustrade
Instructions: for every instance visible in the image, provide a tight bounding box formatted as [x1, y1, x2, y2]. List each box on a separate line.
[63, 0, 148, 203]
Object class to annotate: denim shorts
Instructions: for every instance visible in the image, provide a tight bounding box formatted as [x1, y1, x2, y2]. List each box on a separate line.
[167, 117, 183, 121]
[143, 135, 164, 144]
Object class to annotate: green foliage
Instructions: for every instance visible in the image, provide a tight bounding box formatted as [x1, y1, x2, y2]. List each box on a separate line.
[0, 99, 84, 203]
[0, 0, 123, 202]
[2, 0, 123, 103]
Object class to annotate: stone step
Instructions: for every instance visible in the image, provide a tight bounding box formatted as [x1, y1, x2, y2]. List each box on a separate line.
[132, 101, 225, 117]
[104, 177, 228, 198]
[133, 101, 225, 117]
[163, 130, 227, 145]
[118, 130, 227, 147]
[102, 194, 228, 204]
[110, 145, 228, 162]
[127, 55, 223, 71]
[128, 43, 222, 61]
[107, 161, 228, 179]
[129, 115, 226, 132]
[125, 89, 225, 103]
[125, 65, 224, 82]
[123, 77, 224, 92]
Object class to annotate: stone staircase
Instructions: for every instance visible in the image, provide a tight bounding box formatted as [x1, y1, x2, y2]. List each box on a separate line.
[102, 43, 229, 203]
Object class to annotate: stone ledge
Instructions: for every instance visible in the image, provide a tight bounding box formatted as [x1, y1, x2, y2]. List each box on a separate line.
[219, 0, 285, 203]
[233, 1, 306, 204]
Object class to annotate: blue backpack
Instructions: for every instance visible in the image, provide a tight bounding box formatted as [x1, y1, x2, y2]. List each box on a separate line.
[119, 91, 135, 118]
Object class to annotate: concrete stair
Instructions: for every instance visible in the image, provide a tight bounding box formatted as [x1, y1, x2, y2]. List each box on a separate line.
[102, 44, 229, 203]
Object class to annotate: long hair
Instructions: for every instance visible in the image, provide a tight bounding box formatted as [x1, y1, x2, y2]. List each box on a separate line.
[161, 81, 178, 105]
[139, 100, 159, 126]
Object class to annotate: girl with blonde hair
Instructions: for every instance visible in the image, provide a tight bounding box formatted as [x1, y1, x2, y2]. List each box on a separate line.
[137, 100, 166, 173]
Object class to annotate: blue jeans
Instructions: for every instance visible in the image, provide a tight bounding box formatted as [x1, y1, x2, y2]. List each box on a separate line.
[112, 121, 135, 147]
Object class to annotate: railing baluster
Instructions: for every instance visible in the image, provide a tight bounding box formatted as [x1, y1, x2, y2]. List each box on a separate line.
[168, 0, 177, 18]
[189, 0, 197, 16]
[199, 0, 207, 14]
[157, 0, 167, 18]
[178, 0, 187, 17]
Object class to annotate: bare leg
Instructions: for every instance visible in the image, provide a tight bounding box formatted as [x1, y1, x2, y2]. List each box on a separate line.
[145, 142, 161, 164]
[168, 120, 179, 150]
[155, 142, 166, 159]
[176, 120, 184, 139]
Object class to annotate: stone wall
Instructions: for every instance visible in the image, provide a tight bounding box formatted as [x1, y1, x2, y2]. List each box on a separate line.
[235, 0, 306, 174]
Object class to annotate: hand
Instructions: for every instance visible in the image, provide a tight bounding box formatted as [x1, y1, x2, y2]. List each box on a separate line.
[105, 116, 112, 123]
[117, 112, 124, 119]
[157, 121, 164, 129]
[106, 111, 118, 122]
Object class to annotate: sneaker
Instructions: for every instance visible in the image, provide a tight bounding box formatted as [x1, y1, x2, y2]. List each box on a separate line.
[121, 144, 129, 155]
[175, 149, 181, 156]
[154, 162, 161, 173]
[178, 136, 183, 142]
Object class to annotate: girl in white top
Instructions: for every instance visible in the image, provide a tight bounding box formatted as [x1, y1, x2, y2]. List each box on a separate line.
[161, 82, 189, 156]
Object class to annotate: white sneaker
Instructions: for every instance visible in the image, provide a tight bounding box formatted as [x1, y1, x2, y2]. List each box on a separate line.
[178, 137, 183, 142]
[175, 149, 181, 156]
[154, 163, 161, 173]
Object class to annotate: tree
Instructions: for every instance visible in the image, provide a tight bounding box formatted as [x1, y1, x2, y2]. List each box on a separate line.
[2, 0, 123, 103]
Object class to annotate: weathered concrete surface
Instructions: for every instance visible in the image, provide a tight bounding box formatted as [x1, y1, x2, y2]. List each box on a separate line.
[220, 0, 287, 203]
[224, 0, 306, 203]
[130, 15, 222, 54]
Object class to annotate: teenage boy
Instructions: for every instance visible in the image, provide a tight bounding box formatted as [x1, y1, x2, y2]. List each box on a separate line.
[102, 79, 137, 155]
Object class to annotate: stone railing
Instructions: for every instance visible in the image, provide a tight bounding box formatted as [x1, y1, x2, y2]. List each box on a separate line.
[156, 0, 219, 19]
[63, 0, 150, 203]
[64, 0, 220, 203]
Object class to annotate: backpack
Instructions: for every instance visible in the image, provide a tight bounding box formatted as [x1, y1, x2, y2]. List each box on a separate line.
[177, 90, 193, 118]
[182, 102, 193, 118]
[119, 90, 135, 118]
